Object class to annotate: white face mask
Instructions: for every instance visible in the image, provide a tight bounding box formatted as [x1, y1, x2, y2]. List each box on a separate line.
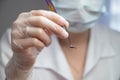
[51, 0, 106, 32]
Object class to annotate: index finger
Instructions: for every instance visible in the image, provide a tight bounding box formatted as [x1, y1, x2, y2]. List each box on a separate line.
[27, 16, 69, 39]
[30, 10, 69, 28]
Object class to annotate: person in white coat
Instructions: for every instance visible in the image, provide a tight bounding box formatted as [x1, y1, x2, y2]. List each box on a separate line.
[0, 0, 120, 80]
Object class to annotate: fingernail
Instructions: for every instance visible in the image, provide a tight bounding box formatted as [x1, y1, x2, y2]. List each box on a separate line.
[65, 21, 69, 28]
[61, 28, 69, 38]
[59, 18, 68, 25]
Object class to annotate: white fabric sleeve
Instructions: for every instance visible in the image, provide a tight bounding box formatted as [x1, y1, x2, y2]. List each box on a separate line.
[0, 29, 33, 80]
[0, 29, 13, 80]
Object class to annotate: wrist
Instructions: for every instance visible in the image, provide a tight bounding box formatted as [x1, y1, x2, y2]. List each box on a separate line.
[13, 53, 35, 70]
[5, 55, 33, 80]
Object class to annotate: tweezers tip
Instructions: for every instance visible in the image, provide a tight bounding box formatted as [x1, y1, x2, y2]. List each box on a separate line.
[69, 45, 75, 48]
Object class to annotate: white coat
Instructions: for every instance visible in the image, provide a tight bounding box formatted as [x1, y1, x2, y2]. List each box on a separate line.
[0, 25, 120, 80]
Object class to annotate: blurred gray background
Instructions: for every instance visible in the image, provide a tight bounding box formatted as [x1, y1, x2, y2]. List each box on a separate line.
[0, 0, 119, 39]
[0, 0, 48, 38]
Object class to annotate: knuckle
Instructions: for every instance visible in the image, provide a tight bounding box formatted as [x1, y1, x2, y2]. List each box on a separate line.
[12, 21, 22, 31]
[34, 16, 46, 24]
[46, 39, 51, 46]
[38, 10, 47, 15]
[32, 38, 38, 45]
[38, 10, 44, 13]
[32, 38, 45, 50]
[48, 11, 55, 18]
[40, 44, 45, 49]
[45, 36, 51, 46]
[37, 28, 43, 34]
[31, 10, 46, 16]
[12, 21, 20, 31]
[49, 11, 58, 17]
[18, 12, 27, 17]
[18, 12, 25, 17]
[38, 16, 46, 21]
[30, 10, 36, 13]
[12, 21, 19, 28]
[12, 19, 23, 28]
[12, 21, 19, 26]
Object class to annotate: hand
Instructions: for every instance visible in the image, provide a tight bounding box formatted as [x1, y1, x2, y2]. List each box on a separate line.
[11, 10, 69, 69]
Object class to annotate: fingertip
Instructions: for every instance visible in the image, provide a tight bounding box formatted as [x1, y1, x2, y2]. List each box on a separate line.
[61, 30, 69, 39]
[60, 18, 69, 29]
[64, 32, 69, 39]
[65, 21, 69, 28]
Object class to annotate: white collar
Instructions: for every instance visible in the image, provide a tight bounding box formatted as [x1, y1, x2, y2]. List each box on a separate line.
[34, 35, 73, 80]
[34, 26, 117, 79]
[83, 25, 116, 77]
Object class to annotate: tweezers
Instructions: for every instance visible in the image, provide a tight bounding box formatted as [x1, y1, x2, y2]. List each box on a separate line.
[45, 0, 75, 48]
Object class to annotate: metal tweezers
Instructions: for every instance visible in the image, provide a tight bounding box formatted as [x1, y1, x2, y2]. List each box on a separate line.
[45, 0, 75, 48]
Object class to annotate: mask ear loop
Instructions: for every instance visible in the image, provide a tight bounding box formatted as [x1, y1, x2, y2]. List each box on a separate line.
[45, 0, 75, 48]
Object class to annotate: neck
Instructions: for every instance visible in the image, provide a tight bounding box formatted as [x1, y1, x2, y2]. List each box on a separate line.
[58, 29, 90, 79]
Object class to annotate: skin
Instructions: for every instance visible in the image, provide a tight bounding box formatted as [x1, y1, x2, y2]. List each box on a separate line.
[11, 10, 69, 68]
[58, 30, 90, 80]
[6, 10, 69, 80]
[6, 10, 90, 80]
